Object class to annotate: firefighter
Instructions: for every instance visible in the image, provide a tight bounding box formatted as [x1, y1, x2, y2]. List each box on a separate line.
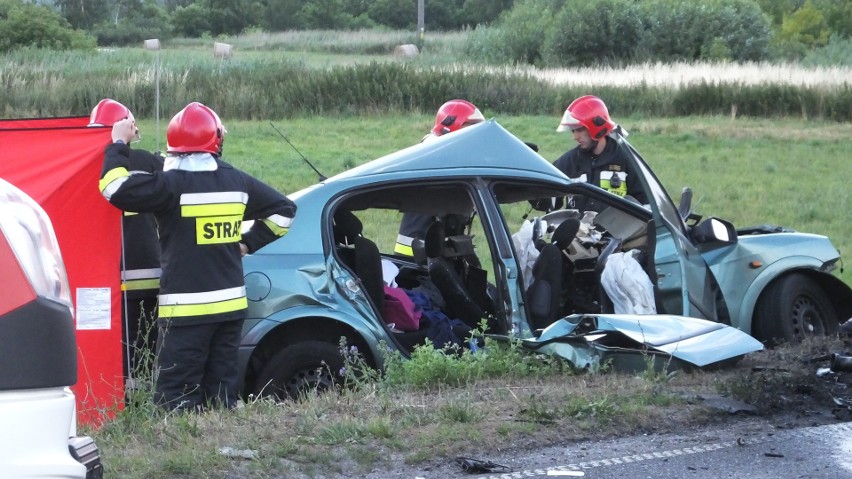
[99, 102, 297, 411]
[394, 99, 485, 258]
[540, 95, 648, 212]
[89, 98, 163, 384]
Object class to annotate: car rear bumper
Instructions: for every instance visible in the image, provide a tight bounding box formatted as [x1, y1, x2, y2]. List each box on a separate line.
[0, 387, 99, 479]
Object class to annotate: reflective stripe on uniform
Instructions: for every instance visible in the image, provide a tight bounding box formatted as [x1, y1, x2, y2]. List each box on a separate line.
[122, 267, 162, 291]
[158, 286, 247, 318]
[180, 192, 247, 245]
[266, 213, 293, 229]
[394, 233, 414, 257]
[99, 166, 130, 200]
[261, 216, 291, 237]
[123, 278, 161, 291]
[122, 267, 162, 281]
[180, 191, 248, 217]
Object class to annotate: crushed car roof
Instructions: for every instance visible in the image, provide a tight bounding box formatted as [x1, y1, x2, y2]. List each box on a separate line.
[329, 120, 565, 181]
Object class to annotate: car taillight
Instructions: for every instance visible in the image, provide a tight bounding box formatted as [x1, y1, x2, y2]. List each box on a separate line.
[0, 178, 73, 313]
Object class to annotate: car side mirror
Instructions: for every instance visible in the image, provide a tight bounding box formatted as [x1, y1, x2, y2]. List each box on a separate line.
[691, 217, 737, 247]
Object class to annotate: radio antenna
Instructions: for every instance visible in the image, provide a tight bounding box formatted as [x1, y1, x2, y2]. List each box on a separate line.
[269, 123, 326, 181]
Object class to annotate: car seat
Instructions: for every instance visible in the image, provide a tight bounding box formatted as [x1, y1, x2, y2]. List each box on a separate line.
[526, 218, 580, 330]
[424, 220, 483, 328]
[333, 210, 384, 313]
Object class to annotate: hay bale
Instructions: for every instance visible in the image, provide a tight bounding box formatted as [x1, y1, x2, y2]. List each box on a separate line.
[144, 38, 160, 51]
[393, 44, 419, 58]
[213, 42, 233, 59]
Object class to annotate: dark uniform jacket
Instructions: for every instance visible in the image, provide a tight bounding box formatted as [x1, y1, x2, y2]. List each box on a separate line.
[395, 213, 434, 257]
[100, 143, 296, 326]
[552, 138, 648, 212]
[122, 149, 164, 300]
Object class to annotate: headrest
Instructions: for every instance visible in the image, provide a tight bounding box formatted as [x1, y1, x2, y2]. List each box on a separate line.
[442, 213, 467, 236]
[424, 221, 445, 259]
[333, 210, 363, 244]
[552, 218, 580, 249]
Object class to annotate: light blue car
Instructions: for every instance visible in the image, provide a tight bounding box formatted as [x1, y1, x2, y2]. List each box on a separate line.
[238, 121, 850, 399]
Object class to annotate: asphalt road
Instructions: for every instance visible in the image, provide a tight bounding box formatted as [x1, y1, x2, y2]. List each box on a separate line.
[468, 422, 852, 479]
[365, 416, 852, 479]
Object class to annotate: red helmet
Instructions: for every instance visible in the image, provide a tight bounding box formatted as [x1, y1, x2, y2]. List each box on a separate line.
[556, 95, 614, 139]
[89, 98, 135, 127]
[431, 99, 485, 136]
[166, 102, 226, 154]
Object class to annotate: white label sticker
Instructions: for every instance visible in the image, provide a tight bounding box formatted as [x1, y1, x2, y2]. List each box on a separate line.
[75, 287, 112, 330]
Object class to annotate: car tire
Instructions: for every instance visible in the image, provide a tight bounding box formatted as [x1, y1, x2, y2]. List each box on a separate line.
[755, 273, 838, 344]
[252, 340, 344, 400]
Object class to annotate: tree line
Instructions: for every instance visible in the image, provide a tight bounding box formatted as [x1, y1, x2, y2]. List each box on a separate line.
[1, 0, 850, 66]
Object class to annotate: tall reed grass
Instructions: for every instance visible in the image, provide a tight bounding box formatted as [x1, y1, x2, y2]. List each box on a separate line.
[2, 43, 851, 121]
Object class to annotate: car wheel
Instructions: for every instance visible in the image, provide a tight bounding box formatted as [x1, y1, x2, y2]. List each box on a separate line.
[755, 273, 838, 344]
[252, 340, 344, 400]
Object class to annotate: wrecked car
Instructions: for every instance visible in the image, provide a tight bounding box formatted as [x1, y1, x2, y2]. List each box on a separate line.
[237, 120, 850, 399]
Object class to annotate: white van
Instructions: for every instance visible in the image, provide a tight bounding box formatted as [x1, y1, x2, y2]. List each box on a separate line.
[0, 178, 101, 478]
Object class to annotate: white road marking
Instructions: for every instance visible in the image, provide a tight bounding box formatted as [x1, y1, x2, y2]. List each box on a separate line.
[476, 422, 852, 479]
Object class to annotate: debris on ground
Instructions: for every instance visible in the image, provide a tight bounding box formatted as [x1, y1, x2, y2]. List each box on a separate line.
[454, 456, 511, 474]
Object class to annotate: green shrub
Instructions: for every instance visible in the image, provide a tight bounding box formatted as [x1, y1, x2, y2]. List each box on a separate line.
[466, 0, 772, 66]
[0, 0, 95, 52]
[543, 0, 643, 67]
[301, 0, 365, 29]
[464, 0, 560, 66]
[170, 4, 212, 38]
[92, 2, 172, 47]
[367, 0, 417, 30]
[803, 35, 852, 67]
[780, 0, 831, 49]
[637, 0, 771, 63]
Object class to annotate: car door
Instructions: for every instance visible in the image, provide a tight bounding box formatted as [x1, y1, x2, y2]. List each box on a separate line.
[617, 138, 718, 320]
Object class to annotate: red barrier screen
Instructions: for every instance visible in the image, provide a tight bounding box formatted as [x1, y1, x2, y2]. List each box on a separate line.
[0, 118, 123, 425]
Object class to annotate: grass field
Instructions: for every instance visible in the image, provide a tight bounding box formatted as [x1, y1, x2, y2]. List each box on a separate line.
[134, 114, 852, 287]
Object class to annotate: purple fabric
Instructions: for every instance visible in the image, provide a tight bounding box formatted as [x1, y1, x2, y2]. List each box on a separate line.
[383, 285, 421, 331]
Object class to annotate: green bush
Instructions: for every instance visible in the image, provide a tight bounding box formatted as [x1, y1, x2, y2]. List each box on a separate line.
[465, 0, 772, 66]
[780, 0, 830, 48]
[637, 0, 771, 63]
[92, 2, 172, 46]
[170, 4, 212, 38]
[543, 0, 642, 66]
[258, 0, 304, 31]
[0, 0, 95, 52]
[367, 0, 417, 30]
[803, 35, 852, 67]
[301, 0, 364, 29]
[478, 0, 561, 66]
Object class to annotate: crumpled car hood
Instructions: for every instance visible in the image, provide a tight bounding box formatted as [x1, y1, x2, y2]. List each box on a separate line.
[522, 314, 763, 370]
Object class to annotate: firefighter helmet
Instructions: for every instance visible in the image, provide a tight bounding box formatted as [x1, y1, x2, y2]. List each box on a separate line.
[166, 102, 227, 154]
[431, 99, 485, 136]
[556, 95, 614, 139]
[89, 98, 135, 127]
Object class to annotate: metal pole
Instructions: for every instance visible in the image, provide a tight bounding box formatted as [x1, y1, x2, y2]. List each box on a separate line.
[417, 0, 425, 44]
[144, 39, 162, 151]
[155, 49, 160, 152]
